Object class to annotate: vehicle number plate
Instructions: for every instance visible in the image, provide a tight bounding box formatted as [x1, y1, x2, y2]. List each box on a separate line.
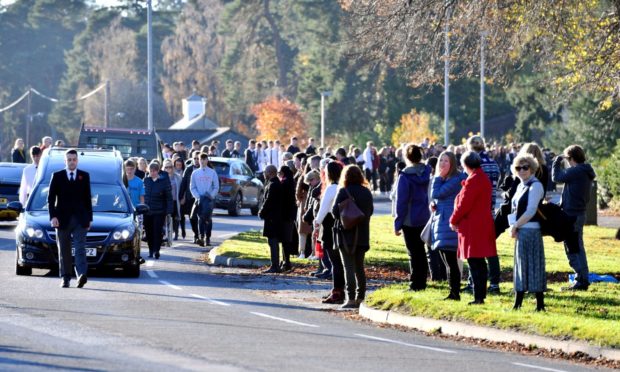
[71, 248, 97, 257]
[0, 198, 7, 204]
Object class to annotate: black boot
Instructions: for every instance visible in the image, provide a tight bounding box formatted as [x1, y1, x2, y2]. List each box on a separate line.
[513, 291, 525, 310]
[535, 292, 545, 312]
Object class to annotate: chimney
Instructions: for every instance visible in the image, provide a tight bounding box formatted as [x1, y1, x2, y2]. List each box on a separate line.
[182, 94, 206, 120]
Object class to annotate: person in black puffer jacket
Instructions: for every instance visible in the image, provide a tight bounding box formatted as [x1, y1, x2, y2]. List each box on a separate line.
[144, 162, 173, 259]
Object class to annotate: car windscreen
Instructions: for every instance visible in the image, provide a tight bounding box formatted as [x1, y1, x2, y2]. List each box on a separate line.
[28, 184, 129, 213]
[211, 162, 230, 177]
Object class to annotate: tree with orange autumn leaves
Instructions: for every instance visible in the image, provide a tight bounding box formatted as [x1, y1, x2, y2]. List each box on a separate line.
[391, 109, 437, 147]
[251, 96, 307, 142]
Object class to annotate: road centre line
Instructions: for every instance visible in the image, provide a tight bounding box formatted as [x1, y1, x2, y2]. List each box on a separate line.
[511, 363, 567, 372]
[189, 294, 231, 307]
[354, 334, 457, 354]
[146, 270, 158, 278]
[146, 260, 154, 267]
[250, 312, 320, 328]
[159, 280, 183, 291]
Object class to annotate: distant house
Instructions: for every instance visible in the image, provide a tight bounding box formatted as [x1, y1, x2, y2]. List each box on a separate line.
[158, 94, 248, 148]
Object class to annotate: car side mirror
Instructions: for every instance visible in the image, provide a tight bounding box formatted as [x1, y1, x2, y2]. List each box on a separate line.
[134, 204, 149, 215]
[7, 201, 23, 213]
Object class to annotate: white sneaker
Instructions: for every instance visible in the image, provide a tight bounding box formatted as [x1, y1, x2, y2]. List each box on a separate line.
[297, 253, 306, 259]
[308, 255, 318, 260]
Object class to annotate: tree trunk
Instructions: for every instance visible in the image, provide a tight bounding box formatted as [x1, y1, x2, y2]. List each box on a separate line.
[262, 0, 288, 91]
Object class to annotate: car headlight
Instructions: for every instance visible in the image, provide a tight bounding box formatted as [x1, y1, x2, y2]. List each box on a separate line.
[26, 227, 44, 239]
[112, 226, 134, 241]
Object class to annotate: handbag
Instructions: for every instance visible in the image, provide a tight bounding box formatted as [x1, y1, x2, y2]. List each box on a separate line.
[420, 216, 433, 247]
[338, 188, 365, 230]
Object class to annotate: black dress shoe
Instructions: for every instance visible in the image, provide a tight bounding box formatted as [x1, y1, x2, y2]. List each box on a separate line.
[468, 299, 484, 305]
[262, 267, 282, 274]
[77, 275, 87, 288]
[60, 279, 70, 288]
[154, 252, 160, 259]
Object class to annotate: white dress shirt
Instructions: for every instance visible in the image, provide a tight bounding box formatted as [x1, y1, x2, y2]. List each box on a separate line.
[19, 164, 38, 205]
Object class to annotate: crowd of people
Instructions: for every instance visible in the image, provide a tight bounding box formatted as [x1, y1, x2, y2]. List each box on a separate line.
[12, 133, 596, 310]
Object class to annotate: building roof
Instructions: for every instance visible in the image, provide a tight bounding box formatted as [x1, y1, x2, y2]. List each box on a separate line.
[157, 128, 249, 148]
[185, 93, 205, 102]
[169, 112, 219, 130]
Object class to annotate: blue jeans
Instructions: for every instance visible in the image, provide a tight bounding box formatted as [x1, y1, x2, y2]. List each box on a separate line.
[564, 214, 589, 286]
[56, 216, 88, 279]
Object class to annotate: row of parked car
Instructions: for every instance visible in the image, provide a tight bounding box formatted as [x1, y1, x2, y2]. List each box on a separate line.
[2, 148, 265, 278]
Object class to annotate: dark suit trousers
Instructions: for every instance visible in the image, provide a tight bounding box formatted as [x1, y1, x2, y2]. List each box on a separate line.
[144, 213, 165, 255]
[402, 225, 428, 290]
[57, 216, 88, 279]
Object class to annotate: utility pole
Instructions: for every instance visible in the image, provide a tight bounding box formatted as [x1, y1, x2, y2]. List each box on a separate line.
[26, 87, 32, 149]
[104, 80, 110, 128]
[480, 32, 486, 139]
[147, 0, 153, 131]
[320, 91, 332, 148]
[443, 7, 450, 146]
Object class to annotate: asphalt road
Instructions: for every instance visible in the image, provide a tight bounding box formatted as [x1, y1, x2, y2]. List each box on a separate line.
[0, 204, 603, 371]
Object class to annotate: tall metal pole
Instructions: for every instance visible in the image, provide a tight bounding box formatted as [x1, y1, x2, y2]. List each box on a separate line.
[443, 9, 450, 146]
[26, 87, 32, 149]
[147, 0, 153, 131]
[480, 33, 486, 139]
[320, 94, 325, 148]
[104, 80, 110, 128]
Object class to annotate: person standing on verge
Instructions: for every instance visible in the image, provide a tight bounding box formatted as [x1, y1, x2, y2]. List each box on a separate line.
[394, 144, 432, 291]
[143, 162, 173, 259]
[450, 151, 497, 305]
[245, 139, 258, 173]
[464, 135, 502, 294]
[12, 138, 26, 163]
[19, 146, 42, 205]
[179, 152, 200, 244]
[190, 152, 219, 247]
[509, 154, 546, 311]
[259, 165, 285, 273]
[331, 165, 374, 309]
[430, 151, 466, 300]
[552, 145, 596, 291]
[48, 149, 93, 288]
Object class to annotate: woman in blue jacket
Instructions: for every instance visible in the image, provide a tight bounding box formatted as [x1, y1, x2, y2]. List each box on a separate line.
[430, 151, 466, 300]
[394, 144, 431, 291]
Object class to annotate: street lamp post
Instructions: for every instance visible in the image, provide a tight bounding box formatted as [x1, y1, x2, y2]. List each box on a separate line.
[147, 0, 153, 131]
[320, 91, 332, 148]
[480, 32, 487, 139]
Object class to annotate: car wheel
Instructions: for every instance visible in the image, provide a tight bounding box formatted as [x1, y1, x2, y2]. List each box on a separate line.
[125, 265, 140, 278]
[228, 193, 242, 216]
[251, 192, 263, 216]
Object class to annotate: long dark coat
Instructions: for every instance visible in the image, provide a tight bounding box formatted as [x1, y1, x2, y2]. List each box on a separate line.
[259, 176, 293, 242]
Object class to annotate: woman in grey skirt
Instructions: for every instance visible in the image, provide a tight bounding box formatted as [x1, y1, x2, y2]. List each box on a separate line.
[509, 154, 546, 311]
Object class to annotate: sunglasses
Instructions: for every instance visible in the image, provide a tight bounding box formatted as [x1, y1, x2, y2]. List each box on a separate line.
[515, 165, 530, 172]
[164, 166, 173, 169]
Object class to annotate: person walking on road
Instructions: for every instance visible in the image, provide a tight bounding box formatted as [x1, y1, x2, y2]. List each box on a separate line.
[394, 144, 432, 291]
[551, 145, 596, 291]
[331, 165, 374, 309]
[164, 159, 183, 241]
[430, 151, 466, 300]
[144, 162, 173, 259]
[179, 152, 200, 244]
[48, 149, 93, 288]
[19, 146, 42, 205]
[509, 154, 546, 311]
[190, 152, 219, 247]
[450, 151, 497, 305]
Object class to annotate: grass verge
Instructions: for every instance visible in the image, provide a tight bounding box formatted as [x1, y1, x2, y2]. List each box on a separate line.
[215, 215, 620, 347]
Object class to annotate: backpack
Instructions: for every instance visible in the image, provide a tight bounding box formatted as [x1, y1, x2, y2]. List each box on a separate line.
[536, 202, 576, 242]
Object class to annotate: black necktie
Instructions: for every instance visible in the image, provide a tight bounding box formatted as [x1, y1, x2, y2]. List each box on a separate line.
[70, 172, 74, 182]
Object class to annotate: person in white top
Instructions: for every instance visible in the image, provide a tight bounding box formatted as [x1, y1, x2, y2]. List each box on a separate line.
[270, 140, 281, 169]
[314, 161, 345, 304]
[189, 153, 220, 246]
[362, 141, 374, 182]
[19, 146, 42, 205]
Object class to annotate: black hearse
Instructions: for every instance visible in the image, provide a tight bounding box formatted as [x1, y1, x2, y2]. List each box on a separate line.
[10, 148, 148, 277]
[78, 125, 163, 162]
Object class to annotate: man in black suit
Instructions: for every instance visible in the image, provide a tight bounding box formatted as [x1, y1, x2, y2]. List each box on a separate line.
[48, 149, 93, 288]
[258, 165, 284, 273]
[179, 151, 200, 244]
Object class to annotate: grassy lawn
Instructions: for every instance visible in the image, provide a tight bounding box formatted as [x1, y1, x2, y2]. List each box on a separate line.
[215, 215, 620, 347]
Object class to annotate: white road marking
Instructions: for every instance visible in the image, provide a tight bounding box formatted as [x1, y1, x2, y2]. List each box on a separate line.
[355, 334, 457, 354]
[189, 294, 231, 307]
[159, 280, 182, 291]
[219, 232, 238, 239]
[250, 312, 319, 328]
[511, 363, 568, 372]
[146, 260, 154, 267]
[146, 270, 158, 278]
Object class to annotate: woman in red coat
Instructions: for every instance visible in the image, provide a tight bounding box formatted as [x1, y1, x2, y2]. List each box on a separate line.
[450, 151, 497, 305]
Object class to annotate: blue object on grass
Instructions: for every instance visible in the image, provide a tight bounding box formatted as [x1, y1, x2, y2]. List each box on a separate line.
[569, 273, 619, 284]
